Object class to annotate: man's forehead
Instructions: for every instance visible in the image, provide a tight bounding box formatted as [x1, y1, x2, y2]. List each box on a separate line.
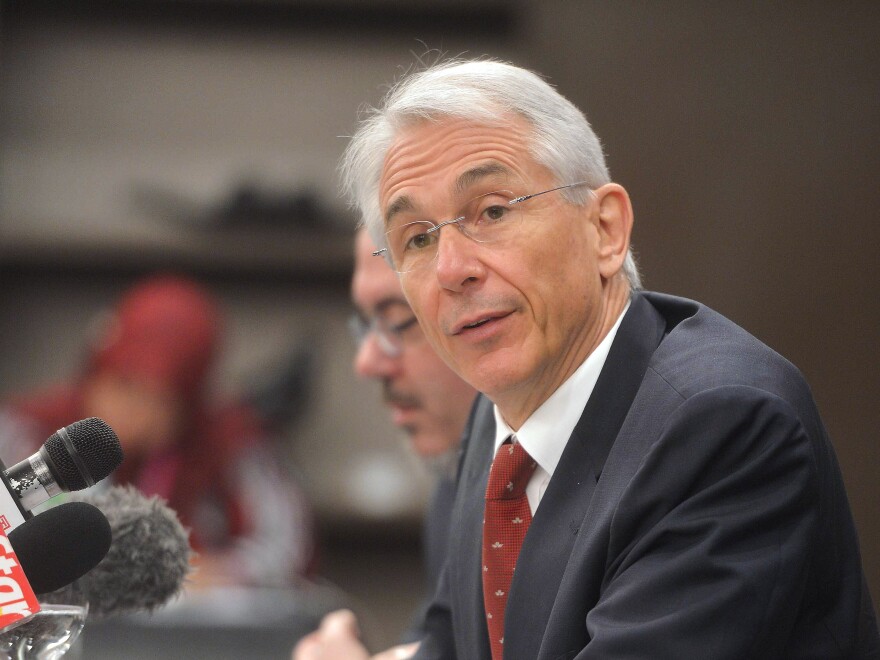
[379, 116, 535, 224]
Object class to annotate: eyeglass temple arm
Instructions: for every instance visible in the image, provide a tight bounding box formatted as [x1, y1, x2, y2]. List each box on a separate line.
[509, 180, 592, 205]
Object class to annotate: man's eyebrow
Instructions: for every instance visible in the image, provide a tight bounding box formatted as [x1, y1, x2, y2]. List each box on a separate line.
[354, 296, 410, 321]
[384, 195, 415, 226]
[454, 163, 512, 196]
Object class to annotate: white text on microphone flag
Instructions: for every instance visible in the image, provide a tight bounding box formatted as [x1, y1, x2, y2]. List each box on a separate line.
[0, 529, 40, 631]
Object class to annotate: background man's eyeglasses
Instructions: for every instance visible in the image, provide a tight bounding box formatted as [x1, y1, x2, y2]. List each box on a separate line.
[348, 308, 419, 358]
[373, 181, 593, 274]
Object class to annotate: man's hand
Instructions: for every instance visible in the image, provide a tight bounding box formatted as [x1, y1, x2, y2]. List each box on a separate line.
[292, 609, 419, 660]
[371, 642, 419, 660]
[293, 610, 369, 659]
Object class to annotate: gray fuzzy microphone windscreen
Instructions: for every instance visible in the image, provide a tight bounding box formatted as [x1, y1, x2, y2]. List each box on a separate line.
[43, 485, 192, 618]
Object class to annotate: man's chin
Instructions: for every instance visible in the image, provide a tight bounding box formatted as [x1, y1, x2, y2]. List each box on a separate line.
[406, 434, 459, 476]
[417, 447, 459, 477]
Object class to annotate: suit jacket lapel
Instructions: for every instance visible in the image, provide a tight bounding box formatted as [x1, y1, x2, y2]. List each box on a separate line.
[504, 293, 667, 657]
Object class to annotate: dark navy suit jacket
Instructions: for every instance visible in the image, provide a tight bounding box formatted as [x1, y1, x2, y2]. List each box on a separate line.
[416, 292, 879, 659]
[401, 473, 457, 643]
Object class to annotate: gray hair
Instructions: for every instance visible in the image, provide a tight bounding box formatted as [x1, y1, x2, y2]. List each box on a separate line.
[339, 58, 641, 290]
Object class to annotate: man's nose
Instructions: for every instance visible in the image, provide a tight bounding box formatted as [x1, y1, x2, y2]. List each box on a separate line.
[434, 224, 486, 291]
[353, 332, 400, 379]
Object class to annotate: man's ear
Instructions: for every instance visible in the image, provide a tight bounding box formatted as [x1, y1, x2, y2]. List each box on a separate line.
[592, 183, 633, 280]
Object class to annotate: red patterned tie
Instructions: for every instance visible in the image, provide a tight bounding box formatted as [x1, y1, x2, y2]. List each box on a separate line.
[482, 439, 537, 659]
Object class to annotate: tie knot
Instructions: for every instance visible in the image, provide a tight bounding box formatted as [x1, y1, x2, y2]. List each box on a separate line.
[485, 440, 537, 500]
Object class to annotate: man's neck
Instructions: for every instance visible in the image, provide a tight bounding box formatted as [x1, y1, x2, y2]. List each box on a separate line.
[495, 280, 631, 430]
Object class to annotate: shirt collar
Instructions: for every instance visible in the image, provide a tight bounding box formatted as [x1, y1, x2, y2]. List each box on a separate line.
[493, 301, 631, 478]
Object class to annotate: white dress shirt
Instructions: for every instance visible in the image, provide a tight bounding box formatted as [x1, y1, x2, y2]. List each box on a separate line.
[492, 302, 630, 514]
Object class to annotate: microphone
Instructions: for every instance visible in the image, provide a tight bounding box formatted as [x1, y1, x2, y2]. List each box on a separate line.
[43, 485, 192, 617]
[8, 501, 112, 595]
[1, 418, 124, 528]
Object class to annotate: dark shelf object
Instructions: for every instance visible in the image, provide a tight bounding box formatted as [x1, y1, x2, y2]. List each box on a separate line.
[1, 0, 521, 37]
[0, 221, 354, 286]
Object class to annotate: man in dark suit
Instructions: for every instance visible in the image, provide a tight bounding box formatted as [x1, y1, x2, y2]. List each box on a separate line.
[299, 58, 879, 658]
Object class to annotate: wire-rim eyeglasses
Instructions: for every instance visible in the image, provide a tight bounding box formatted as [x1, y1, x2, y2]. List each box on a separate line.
[372, 181, 594, 274]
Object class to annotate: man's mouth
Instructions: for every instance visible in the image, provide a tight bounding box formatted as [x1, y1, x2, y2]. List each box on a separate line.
[383, 384, 420, 411]
[389, 402, 421, 429]
[463, 318, 493, 330]
[452, 311, 512, 335]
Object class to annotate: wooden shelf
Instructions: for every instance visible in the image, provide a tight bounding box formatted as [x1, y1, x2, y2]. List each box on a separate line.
[0, 220, 354, 285]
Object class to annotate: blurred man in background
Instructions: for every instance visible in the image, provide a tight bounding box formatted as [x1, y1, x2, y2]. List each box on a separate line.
[349, 228, 477, 638]
[295, 229, 477, 658]
[0, 273, 314, 588]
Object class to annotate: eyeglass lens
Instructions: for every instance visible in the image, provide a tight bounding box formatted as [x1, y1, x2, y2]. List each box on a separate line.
[349, 301, 417, 357]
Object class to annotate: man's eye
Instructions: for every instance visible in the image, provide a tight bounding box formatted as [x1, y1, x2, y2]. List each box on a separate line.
[389, 316, 418, 334]
[405, 232, 437, 251]
[481, 205, 510, 223]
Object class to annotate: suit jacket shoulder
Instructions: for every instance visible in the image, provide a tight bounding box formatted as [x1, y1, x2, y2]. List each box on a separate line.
[642, 291, 816, 416]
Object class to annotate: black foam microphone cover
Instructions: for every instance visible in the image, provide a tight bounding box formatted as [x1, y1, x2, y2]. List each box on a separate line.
[8, 501, 112, 594]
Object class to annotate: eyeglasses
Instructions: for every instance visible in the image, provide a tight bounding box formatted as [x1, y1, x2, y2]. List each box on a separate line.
[373, 181, 593, 274]
[348, 301, 420, 358]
